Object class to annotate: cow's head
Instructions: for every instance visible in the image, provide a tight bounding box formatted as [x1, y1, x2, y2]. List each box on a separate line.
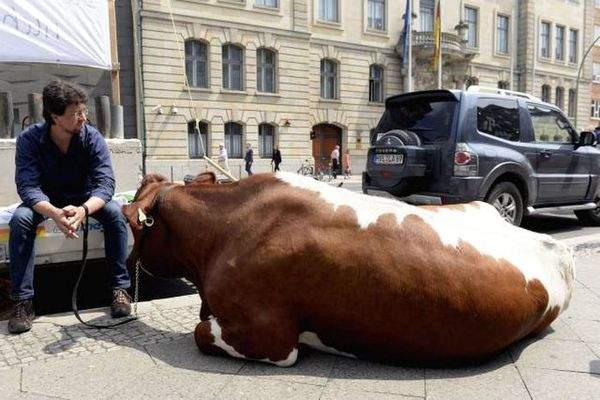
[122, 172, 218, 278]
[122, 173, 178, 278]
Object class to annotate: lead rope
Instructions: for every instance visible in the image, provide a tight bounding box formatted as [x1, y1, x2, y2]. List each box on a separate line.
[71, 208, 139, 329]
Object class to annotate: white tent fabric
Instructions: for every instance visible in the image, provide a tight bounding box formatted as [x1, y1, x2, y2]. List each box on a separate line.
[0, 0, 111, 69]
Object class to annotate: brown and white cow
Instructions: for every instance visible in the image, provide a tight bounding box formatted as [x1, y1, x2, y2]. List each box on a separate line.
[122, 172, 575, 367]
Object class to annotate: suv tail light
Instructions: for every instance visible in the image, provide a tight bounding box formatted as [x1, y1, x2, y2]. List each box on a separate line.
[454, 143, 479, 176]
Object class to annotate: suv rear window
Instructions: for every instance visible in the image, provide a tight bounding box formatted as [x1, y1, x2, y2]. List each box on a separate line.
[476, 98, 520, 141]
[373, 98, 457, 144]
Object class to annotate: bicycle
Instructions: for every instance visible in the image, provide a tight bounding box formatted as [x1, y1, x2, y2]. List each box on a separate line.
[297, 159, 315, 176]
[314, 162, 333, 182]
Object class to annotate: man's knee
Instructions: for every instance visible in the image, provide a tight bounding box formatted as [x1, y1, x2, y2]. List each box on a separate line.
[100, 201, 126, 226]
[9, 206, 37, 231]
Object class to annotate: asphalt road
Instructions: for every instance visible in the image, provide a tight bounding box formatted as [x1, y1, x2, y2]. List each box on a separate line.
[2, 178, 598, 317]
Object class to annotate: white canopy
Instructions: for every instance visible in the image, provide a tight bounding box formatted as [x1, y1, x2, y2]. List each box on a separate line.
[0, 0, 111, 69]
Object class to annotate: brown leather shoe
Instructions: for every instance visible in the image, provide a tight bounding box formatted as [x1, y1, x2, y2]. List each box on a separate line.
[8, 299, 34, 334]
[111, 289, 132, 318]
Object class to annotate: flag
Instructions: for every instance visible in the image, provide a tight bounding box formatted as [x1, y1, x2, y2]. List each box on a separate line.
[432, 0, 441, 70]
[401, 0, 412, 68]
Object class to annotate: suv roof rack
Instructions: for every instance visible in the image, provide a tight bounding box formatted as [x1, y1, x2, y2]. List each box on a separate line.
[467, 85, 541, 101]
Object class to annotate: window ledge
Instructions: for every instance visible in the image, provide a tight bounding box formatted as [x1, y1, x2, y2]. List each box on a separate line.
[252, 4, 282, 15]
[367, 101, 385, 106]
[220, 89, 248, 95]
[363, 28, 389, 38]
[314, 20, 343, 31]
[186, 86, 211, 92]
[538, 56, 552, 64]
[255, 91, 281, 97]
[217, 0, 246, 9]
[319, 98, 341, 103]
[494, 52, 510, 59]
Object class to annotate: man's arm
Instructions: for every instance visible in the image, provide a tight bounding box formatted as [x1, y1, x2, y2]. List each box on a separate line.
[15, 134, 50, 208]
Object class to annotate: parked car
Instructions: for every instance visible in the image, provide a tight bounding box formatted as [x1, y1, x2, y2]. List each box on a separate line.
[362, 86, 600, 226]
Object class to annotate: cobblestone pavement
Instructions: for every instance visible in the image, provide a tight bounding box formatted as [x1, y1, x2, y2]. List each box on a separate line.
[0, 295, 200, 370]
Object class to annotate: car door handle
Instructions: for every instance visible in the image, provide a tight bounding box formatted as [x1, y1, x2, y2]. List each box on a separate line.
[539, 150, 552, 159]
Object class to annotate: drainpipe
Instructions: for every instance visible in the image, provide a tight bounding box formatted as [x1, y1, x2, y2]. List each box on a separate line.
[131, 0, 147, 175]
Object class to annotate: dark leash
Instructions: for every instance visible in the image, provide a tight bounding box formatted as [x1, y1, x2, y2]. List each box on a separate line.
[71, 205, 140, 329]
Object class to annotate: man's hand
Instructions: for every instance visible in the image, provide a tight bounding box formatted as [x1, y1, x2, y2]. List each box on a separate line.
[50, 208, 80, 239]
[63, 205, 86, 235]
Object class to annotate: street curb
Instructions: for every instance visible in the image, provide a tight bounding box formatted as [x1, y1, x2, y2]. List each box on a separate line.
[560, 233, 600, 257]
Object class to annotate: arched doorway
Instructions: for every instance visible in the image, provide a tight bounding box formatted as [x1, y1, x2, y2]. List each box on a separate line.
[311, 124, 342, 171]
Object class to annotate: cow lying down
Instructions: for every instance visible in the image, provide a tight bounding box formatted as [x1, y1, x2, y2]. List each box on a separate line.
[122, 172, 575, 367]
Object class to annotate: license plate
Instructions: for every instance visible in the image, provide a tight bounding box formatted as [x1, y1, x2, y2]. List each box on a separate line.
[374, 154, 404, 165]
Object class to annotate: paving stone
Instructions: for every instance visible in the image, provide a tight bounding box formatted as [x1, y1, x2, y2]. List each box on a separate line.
[106, 368, 231, 400]
[510, 337, 600, 374]
[426, 353, 529, 400]
[326, 357, 424, 398]
[520, 366, 600, 400]
[0, 365, 21, 395]
[561, 288, 600, 321]
[239, 348, 339, 386]
[214, 376, 323, 400]
[22, 347, 156, 399]
[320, 386, 422, 400]
[144, 334, 243, 374]
[563, 318, 600, 343]
[538, 318, 580, 342]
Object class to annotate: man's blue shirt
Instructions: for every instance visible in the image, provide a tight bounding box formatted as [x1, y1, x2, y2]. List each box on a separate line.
[15, 122, 115, 208]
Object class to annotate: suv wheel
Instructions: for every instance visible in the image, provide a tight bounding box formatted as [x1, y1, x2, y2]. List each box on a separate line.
[574, 199, 600, 226]
[378, 129, 422, 146]
[485, 182, 524, 226]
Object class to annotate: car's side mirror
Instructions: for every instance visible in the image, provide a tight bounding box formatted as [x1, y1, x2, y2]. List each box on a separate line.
[578, 131, 595, 147]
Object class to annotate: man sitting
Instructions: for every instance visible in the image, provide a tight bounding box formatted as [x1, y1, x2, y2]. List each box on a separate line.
[7, 81, 131, 334]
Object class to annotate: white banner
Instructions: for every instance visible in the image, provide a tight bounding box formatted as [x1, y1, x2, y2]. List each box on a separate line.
[0, 0, 111, 69]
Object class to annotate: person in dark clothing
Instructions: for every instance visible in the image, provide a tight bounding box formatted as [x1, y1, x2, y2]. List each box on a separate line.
[244, 143, 254, 176]
[7, 81, 131, 334]
[271, 146, 282, 172]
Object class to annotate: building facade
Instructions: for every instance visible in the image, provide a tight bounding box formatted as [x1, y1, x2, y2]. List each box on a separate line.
[591, 0, 600, 129]
[138, 0, 593, 178]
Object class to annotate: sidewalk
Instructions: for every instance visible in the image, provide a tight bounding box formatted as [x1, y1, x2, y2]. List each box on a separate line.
[2, 251, 600, 399]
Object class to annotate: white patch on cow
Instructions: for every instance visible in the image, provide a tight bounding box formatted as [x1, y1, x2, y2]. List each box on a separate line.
[275, 172, 575, 313]
[208, 317, 298, 367]
[299, 331, 356, 358]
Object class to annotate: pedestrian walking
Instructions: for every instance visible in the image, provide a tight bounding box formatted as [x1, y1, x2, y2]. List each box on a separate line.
[594, 126, 600, 144]
[330, 145, 340, 179]
[271, 146, 282, 172]
[245, 143, 254, 176]
[343, 149, 351, 179]
[217, 143, 229, 172]
[7, 81, 132, 334]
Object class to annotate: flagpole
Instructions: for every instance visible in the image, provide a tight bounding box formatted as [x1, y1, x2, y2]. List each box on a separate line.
[437, 0, 442, 89]
[408, 0, 413, 92]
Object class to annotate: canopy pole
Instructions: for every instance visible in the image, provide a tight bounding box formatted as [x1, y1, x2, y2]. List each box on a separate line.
[108, 0, 121, 106]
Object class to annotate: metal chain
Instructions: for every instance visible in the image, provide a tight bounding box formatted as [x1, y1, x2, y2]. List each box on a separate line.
[133, 260, 141, 317]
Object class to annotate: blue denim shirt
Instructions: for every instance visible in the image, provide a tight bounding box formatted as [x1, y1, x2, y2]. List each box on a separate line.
[14, 122, 115, 208]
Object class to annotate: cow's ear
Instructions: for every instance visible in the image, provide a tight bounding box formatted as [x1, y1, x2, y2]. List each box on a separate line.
[190, 172, 216, 186]
[122, 203, 144, 231]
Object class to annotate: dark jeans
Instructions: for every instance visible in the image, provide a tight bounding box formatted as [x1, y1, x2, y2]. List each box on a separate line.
[8, 200, 131, 300]
[332, 159, 339, 179]
[273, 162, 280, 172]
[245, 161, 253, 176]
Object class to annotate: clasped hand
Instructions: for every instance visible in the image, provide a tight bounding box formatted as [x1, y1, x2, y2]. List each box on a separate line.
[52, 205, 86, 239]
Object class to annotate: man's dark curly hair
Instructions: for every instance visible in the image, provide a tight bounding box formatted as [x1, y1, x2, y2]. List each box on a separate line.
[42, 81, 87, 125]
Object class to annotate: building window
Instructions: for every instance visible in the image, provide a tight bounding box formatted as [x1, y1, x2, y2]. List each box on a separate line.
[258, 123, 275, 158]
[257, 48, 276, 93]
[224, 122, 243, 158]
[568, 89, 576, 118]
[188, 120, 208, 159]
[498, 81, 509, 89]
[369, 64, 384, 102]
[541, 84, 551, 103]
[320, 59, 338, 99]
[592, 100, 600, 118]
[569, 29, 578, 63]
[555, 87, 564, 110]
[594, 63, 600, 82]
[555, 25, 565, 61]
[256, 0, 277, 7]
[185, 40, 208, 88]
[318, 0, 339, 22]
[222, 44, 244, 91]
[540, 22, 550, 58]
[367, 0, 385, 31]
[465, 6, 478, 47]
[419, 0, 434, 32]
[497, 15, 509, 55]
